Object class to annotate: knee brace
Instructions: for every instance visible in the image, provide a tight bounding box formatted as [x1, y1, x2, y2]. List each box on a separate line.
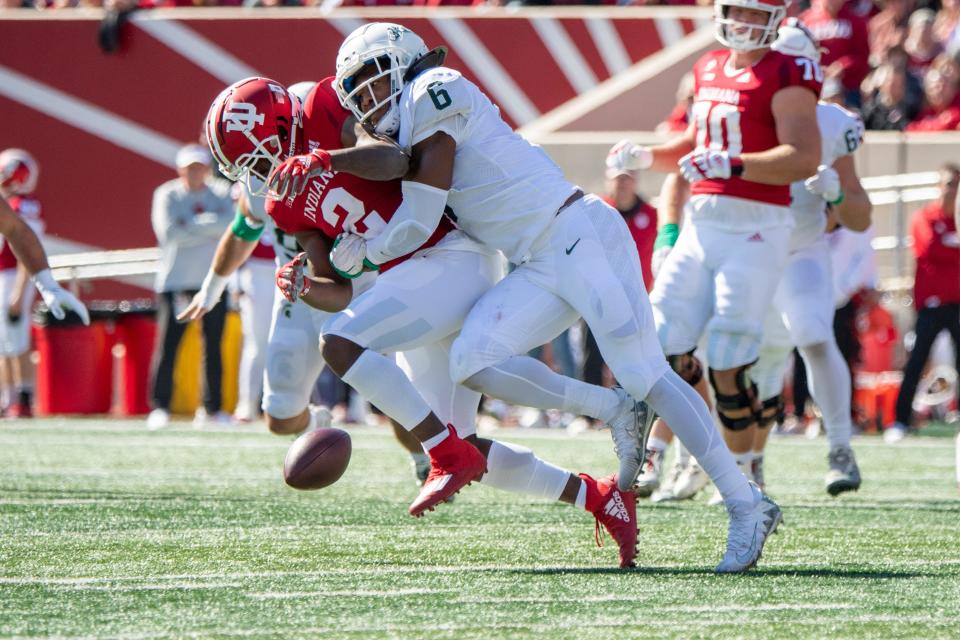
[757, 394, 784, 429]
[667, 349, 703, 386]
[708, 365, 760, 431]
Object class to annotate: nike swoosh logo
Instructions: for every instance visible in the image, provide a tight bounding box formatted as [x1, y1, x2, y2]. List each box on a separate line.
[735, 522, 761, 565]
[565, 238, 581, 255]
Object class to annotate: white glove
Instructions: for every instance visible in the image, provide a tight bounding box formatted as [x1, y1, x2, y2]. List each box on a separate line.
[329, 232, 372, 279]
[180, 271, 228, 321]
[33, 269, 90, 325]
[678, 149, 737, 182]
[804, 164, 843, 204]
[275, 252, 312, 303]
[606, 139, 653, 173]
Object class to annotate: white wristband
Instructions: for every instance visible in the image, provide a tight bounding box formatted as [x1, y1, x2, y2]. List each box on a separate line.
[200, 270, 229, 297]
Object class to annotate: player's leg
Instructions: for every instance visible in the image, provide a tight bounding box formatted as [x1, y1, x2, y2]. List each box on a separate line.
[321, 243, 501, 514]
[750, 308, 795, 491]
[552, 196, 780, 572]
[408, 336, 637, 568]
[262, 288, 329, 435]
[704, 217, 792, 469]
[778, 239, 860, 493]
[235, 261, 275, 422]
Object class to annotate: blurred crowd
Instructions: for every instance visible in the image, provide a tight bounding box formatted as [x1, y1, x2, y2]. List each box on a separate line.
[5, 0, 960, 133]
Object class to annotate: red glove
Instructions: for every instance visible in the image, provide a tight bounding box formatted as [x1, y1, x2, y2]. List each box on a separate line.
[268, 149, 332, 200]
[275, 252, 312, 303]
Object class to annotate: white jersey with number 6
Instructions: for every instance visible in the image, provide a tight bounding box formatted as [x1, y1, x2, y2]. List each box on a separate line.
[788, 103, 864, 251]
[395, 67, 578, 264]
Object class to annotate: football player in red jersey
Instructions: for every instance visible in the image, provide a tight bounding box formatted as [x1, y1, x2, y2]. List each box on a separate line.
[608, 0, 822, 484]
[204, 77, 641, 567]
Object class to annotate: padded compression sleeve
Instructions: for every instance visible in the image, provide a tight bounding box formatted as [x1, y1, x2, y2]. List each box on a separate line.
[365, 181, 449, 265]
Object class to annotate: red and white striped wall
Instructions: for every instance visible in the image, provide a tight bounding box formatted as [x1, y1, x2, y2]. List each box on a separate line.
[0, 7, 708, 296]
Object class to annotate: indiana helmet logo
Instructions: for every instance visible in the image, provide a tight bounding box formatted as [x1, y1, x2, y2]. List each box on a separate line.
[224, 103, 264, 133]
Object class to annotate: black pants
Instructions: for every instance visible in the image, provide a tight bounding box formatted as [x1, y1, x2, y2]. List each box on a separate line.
[895, 304, 960, 425]
[833, 298, 861, 418]
[583, 326, 605, 387]
[150, 290, 227, 413]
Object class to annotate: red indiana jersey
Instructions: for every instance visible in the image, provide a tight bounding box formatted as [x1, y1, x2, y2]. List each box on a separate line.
[0, 196, 43, 271]
[266, 77, 451, 272]
[689, 49, 822, 206]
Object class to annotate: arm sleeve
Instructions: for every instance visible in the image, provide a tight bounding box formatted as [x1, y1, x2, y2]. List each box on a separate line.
[364, 181, 449, 265]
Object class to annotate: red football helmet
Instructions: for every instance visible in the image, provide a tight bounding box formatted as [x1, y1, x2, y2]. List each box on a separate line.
[0, 148, 39, 196]
[205, 77, 302, 196]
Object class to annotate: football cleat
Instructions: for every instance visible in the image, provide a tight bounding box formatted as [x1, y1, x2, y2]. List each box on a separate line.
[581, 473, 638, 569]
[671, 461, 709, 501]
[634, 447, 665, 498]
[607, 388, 656, 492]
[716, 483, 783, 574]
[5, 402, 32, 419]
[825, 446, 861, 496]
[146, 408, 170, 431]
[883, 423, 909, 444]
[409, 425, 485, 517]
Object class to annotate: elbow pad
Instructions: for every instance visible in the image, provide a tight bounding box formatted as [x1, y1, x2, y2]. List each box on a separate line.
[366, 181, 449, 265]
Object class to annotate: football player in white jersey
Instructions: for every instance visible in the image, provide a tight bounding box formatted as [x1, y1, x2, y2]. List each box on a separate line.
[271, 22, 782, 573]
[749, 20, 872, 496]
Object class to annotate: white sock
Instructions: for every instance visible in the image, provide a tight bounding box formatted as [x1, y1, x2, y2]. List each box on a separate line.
[420, 428, 450, 452]
[642, 370, 753, 504]
[734, 451, 754, 468]
[479, 440, 571, 502]
[340, 350, 432, 430]
[466, 356, 620, 422]
[575, 480, 587, 509]
[647, 437, 669, 453]
[799, 340, 853, 450]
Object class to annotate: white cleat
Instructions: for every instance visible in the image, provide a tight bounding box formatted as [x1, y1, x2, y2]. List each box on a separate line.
[715, 484, 783, 574]
[672, 461, 709, 501]
[634, 448, 665, 498]
[308, 405, 334, 432]
[146, 408, 170, 431]
[883, 423, 909, 444]
[606, 388, 657, 492]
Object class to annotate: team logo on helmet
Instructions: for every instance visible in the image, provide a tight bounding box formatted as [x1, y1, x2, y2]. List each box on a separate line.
[224, 103, 265, 134]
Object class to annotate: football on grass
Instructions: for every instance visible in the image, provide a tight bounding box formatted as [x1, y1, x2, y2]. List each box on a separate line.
[283, 428, 352, 490]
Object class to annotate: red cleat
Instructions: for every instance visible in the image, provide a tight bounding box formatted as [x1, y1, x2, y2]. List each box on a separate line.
[409, 425, 486, 517]
[6, 402, 32, 419]
[581, 473, 638, 568]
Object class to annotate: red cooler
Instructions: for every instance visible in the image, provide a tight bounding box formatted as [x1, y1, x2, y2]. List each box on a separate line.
[34, 315, 114, 415]
[115, 310, 157, 416]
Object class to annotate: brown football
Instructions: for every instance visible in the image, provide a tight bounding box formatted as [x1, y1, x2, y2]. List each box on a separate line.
[283, 428, 352, 490]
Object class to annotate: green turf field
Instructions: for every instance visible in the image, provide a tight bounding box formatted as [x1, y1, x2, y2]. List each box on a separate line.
[1, 419, 958, 639]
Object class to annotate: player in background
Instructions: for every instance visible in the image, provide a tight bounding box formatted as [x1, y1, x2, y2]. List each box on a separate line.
[608, 0, 822, 496]
[273, 23, 779, 572]
[0, 194, 89, 331]
[207, 77, 641, 568]
[746, 20, 871, 496]
[0, 149, 45, 417]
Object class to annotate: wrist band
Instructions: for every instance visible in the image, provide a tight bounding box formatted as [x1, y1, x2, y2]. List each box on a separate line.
[730, 158, 745, 177]
[230, 208, 264, 242]
[829, 191, 845, 205]
[654, 223, 680, 251]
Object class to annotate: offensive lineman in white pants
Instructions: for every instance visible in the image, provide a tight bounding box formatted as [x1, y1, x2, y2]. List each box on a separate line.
[272, 23, 779, 573]
[748, 20, 872, 495]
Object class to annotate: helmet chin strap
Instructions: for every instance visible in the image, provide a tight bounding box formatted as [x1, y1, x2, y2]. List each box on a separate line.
[375, 103, 402, 137]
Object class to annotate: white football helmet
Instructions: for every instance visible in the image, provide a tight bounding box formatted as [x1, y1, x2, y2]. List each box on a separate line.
[334, 22, 428, 136]
[715, 0, 790, 52]
[771, 18, 822, 63]
[0, 148, 39, 196]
